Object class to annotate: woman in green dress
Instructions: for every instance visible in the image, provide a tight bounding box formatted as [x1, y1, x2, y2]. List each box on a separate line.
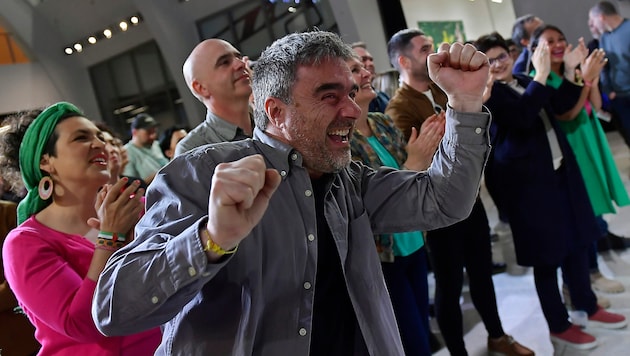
[531, 24, 630, 295]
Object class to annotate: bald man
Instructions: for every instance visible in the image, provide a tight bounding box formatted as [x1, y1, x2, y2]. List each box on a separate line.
[175, 39, 253, 156]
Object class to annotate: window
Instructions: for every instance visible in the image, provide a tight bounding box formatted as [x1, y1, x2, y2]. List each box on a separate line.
[89, 42, 185, 140]
[197, 0, 338, 60]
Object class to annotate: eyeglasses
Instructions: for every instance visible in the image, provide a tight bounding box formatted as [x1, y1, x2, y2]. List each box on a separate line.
[488, 52, 509, 66]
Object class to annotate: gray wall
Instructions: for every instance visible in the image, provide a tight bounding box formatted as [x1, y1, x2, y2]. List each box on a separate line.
[512, 0, 630, 44]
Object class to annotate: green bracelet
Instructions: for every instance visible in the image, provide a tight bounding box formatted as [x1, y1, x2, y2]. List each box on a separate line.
[97, 231, 126, 243]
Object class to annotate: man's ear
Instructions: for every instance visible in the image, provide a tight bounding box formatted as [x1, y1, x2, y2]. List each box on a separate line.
[398, 55, 409, 70]
[39, 154, 54, 175]
[192, 79, 210, 99]
[264, 97, 286, 130]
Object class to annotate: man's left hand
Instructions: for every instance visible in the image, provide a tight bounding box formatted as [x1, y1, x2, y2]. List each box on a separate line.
[428, 42, 489, 112]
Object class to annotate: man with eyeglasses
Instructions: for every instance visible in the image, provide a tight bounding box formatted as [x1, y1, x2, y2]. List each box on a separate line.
[351, 42, 390, 113]
[489, 52, 510, 66]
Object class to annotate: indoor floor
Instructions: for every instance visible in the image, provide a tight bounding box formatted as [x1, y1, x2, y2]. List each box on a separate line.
[431, 131, 630, 356]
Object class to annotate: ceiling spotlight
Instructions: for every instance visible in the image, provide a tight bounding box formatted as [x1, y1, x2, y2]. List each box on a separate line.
[491, 0, 502, 2]
[88, 36, 97, 44]
[119, 21, 128, 31]
[103, 29, 112, 38]
[288, 6, 297, 13]
[130, 16, 139, 25]
[64, 47, 73, 55]
[73, 43, 83, 52]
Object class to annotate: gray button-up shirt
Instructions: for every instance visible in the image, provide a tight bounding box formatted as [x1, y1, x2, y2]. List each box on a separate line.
[174, 110, 251, 157]
[93, 107, 491, 355]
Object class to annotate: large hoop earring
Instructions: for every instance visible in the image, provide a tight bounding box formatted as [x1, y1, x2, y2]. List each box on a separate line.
[38, 176, 53, 200]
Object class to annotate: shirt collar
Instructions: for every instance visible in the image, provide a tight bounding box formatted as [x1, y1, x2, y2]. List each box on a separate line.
[401, 81, 443, 96]
[205, 110, 250, 141]
[253, 128, 302, 179]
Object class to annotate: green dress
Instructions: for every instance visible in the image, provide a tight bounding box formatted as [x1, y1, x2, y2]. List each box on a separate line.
[546, 71, 630, 215]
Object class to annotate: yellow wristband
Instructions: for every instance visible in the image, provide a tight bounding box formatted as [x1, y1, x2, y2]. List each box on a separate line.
[202, 228, 238, 256]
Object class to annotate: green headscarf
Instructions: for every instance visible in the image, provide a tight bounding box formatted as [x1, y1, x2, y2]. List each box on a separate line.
[17, 102, 83, 224]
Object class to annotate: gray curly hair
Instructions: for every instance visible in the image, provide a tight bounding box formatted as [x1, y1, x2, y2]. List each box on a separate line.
[252, 30, 354, 130]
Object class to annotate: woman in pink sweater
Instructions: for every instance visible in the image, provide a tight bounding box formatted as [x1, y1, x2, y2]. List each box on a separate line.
[0, 102, 161, 355]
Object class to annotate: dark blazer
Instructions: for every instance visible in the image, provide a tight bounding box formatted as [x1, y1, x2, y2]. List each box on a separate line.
[484, 74, 600, 266]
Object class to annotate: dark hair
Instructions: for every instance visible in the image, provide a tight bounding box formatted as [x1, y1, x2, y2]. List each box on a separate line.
[591, 1, 618, 16]
[529, 25, 567, 74]
[387, 28, 425, 71]
[159, 126, 187, 156]
[530, 24, 565, 51]
[95, 122, 122, 140]
[0, 110, 75, 194]
[474, 32, 509, 54]
[0, 112, 36, 194]
[511, 14, 537, 48]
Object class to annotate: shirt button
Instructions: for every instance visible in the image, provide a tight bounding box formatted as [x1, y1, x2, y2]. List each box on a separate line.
[298, 328, 307, 336]
[280, 170, 287, 177]
[151, 296, 159, 304]
[291, 153, 298, 161]
[475, 127, 482, 134]
[303, 282, 312, 290]
[188, 267, 197, 277]
[304, 190, 312, 197]
[307, 234, 315, 242]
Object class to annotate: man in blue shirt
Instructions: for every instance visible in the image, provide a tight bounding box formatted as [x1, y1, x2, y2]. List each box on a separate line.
[590, 2, 630, 150]
[589, 1, 630, 252]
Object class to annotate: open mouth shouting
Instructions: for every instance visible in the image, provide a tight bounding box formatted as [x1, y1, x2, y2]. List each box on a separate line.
[328, 127, 352, 146]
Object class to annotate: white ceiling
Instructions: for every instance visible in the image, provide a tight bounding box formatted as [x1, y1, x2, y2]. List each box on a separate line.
[27, 0, 139, 44]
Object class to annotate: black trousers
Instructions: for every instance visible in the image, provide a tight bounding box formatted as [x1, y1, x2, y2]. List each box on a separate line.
[426, 197, 504, 356]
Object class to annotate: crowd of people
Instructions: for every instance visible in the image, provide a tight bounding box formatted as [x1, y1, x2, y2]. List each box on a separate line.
[1, 1, 630, 355]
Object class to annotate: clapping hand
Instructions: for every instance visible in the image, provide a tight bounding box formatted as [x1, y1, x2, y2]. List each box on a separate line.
[563, 37, 588, 74]
[531, 40, 551, 84]
[404, 112, 446, 171]
[579, 48, 607, 82]
[88, 178, 145, 241]
[482, 73, 495, 103]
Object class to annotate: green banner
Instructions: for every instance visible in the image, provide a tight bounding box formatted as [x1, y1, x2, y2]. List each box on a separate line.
[418, 20, 466, 46]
